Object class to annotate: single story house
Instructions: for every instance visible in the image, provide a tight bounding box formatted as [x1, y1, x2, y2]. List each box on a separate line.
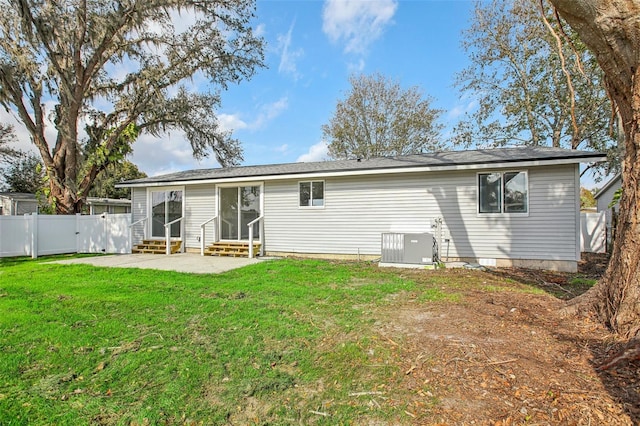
[0, 193, 131, 215]
[0, 192, 39, 215]
[85, 198, 131, 215]
[118, 147, 605, 272]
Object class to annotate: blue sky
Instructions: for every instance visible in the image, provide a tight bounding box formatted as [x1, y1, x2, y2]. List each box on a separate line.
[0, 0, 605, 188]
[128, 0, 477, 176]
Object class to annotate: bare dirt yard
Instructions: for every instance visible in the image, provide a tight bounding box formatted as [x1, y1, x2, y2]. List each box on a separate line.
[375, 253, 639, 425]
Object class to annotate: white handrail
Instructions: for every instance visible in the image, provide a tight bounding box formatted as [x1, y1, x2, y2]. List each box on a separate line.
[200, 215, 217, 256]
[129, 216, 148, 252]
[131, 216, 148, 227]
[247, 215, 264, 259]
[164, 217, 184, 255]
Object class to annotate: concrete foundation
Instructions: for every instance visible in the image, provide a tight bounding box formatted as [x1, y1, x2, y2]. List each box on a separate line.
[269, 252, 577, 272]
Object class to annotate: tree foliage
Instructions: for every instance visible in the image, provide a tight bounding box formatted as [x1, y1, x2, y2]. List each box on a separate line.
[0, 0, 264, 214]
[580, 187, 596, 209]
[322, 73, 444, 160]
[1, 146, 146, 201]
[1, 152, 44, 194]
[455, 0, 619, 177]
[88, 160, 147, 200]
[548, 0, 640, 339]
[0, 123, 19, 161]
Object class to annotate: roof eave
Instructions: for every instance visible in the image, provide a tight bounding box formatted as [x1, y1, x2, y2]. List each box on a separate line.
[594, 173, 622, 199]
[117, 154, 606, 188]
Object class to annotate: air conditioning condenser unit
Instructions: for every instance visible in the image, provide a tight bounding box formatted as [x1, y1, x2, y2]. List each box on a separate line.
[381, 232, 434, 265]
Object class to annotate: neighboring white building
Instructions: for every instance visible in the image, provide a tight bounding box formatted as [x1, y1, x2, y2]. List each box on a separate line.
[85, 198, 131, 215]
[0, 193, 130, 215]
[595, 174, 622, 243]
[118, 147, 605, 272]
[0, 192, 39, 215]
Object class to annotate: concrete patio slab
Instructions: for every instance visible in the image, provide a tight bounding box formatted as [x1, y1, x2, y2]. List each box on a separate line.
[52, 253, 267, 274]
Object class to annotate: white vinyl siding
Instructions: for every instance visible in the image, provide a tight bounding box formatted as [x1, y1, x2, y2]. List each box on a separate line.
[263, 164, 578, 261]
[131, 187, 147, 244]
[184, 184, 216, 250]
[265, 175, 433, 255]
[596, 175, 620, 240]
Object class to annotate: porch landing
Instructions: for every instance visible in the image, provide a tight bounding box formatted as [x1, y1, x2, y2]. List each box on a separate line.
[52, 253, 265, 274]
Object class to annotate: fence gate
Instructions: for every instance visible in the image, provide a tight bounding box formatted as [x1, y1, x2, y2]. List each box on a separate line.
[76, 214, 131, 254]
[77, 215, 107, 253]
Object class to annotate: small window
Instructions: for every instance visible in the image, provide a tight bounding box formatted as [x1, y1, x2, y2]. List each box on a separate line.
[479, 172, 502, 213]
[299, 181, 324, 207]
[478, 171, 528, 214]
[504, 171, 528, 213]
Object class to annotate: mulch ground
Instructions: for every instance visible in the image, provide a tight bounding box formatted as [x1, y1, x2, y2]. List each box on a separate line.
[375, 253, 639, 425]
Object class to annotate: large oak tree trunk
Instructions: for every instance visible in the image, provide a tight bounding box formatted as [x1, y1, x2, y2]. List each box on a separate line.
[549, 0, 640, 338]
[590, 74, 640, 338]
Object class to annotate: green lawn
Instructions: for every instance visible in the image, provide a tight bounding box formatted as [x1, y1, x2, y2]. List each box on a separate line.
[0, 257, 443, 425]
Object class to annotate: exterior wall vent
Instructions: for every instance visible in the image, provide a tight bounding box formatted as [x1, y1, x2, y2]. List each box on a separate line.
[381, 233, 434, 265]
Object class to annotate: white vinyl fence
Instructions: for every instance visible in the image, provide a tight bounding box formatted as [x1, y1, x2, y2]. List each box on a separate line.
[580, 211, 606, 254]
[0, 213, 131, 258]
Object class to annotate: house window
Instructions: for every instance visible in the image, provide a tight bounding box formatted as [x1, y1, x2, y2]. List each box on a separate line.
[150, 189, 183, 238]
[299, 181, 324, 207]
[478, 171, 528, 214]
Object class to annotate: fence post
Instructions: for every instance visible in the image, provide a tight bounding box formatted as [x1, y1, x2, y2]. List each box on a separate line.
[31, 212, 38, 259]
[165, 225, 171, 256]
[102, 213, 108, 253]
[76, 213, 82, 253]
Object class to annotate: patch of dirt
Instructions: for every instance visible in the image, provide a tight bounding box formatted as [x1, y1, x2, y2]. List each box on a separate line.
[376, 253, 639, 425]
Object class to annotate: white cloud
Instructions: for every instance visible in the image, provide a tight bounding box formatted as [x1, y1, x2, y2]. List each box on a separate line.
[0, 103, 67, 155]
[447, 98, 478, 120]
[170, 8, 199, 34]
[347, 58, 366, 73]
[297, 140, 329, 163]
[254, 23, 266, 37]
[252, 96, 289, 129]
[218, 113, 248, 133]
[217, 96, 288, 136]
[130, 96, 290, 176]
[0, 109, 36, 154]
[130, 131, 204, 177]
[274, 144, 289, 154]
[322, 0, 397, 55]
[277, 20, 304, 80]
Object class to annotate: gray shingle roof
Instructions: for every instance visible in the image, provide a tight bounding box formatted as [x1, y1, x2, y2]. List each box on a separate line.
[0, 192, 37, 201]
[119, 146, 604, 186]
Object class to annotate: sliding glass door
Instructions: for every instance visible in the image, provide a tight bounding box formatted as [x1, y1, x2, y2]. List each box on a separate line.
[150, 189, 183, 239]
[219, 185, 261, 241]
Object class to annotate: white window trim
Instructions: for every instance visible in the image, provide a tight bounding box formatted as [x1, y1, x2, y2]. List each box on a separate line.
[215, 182, 264, 242]
[298, 180, 325, 209]
[477, 171, 529, 217]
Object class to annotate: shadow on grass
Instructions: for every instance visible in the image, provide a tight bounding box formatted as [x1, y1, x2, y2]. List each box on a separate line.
[0, 253, 102, 267]
[483, 252, 609, 301]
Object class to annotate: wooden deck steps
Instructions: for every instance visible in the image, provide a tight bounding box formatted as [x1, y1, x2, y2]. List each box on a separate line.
[204, 242, 261, 257]
[132, 239, 182, 254]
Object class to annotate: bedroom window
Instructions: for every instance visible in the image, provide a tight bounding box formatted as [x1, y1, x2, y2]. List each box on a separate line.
[478, 171, 528, 214]
[299, 181, 324, 207]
